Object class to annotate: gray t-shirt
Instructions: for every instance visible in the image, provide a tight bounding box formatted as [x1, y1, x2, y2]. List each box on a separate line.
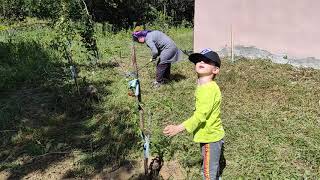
[145, 30, 183, 64]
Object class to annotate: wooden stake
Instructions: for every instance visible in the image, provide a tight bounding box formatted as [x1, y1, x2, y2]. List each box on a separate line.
[231, 25, 234, 62]
[131, 41, 148, 174]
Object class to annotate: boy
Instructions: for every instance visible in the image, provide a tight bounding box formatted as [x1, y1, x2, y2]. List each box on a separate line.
[163, 48, 225, 180]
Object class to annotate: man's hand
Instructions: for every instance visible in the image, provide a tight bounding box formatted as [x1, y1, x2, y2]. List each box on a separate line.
[149, 58, 157, 62]
[163, 124, 185, 137]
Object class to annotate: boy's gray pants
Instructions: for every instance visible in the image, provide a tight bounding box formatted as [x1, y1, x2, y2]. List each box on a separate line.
[200, 139, 226, 180]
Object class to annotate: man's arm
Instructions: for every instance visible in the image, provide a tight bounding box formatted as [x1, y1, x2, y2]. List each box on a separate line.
[145, 38, 158, 59]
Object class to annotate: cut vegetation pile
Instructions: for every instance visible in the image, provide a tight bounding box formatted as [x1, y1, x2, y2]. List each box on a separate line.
[0, 22, 319, 179]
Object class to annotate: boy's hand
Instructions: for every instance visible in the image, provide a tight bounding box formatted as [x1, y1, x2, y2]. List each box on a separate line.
[163, 124, 185, 137]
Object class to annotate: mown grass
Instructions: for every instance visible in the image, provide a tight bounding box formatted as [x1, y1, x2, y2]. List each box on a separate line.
[220, 60, 320, 179]
[0, 20, 320, 179]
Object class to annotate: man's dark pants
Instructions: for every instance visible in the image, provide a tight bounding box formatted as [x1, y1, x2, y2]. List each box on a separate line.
[156, 61, 171, 83]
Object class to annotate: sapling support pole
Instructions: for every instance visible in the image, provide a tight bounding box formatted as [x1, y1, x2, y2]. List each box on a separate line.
[64, 40, 80, 95]
[231, 24, 234, 63]
[130, 41, 149, 175]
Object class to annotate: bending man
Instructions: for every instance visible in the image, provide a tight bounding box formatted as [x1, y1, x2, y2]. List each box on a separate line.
[132, 30, 183, 87]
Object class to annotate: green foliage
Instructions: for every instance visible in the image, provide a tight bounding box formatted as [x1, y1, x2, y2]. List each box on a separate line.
[78, 18, 99, 63]
[0, 27, 60, 89]
[0, 0, 26, 20]
[51, 0, 99, 65]
[1, 0, 194, 30]
[148, 0, 194, 26]
[25, 0, 62, 20]
[0, 0, 62, 20]
[146, 11, 173, 32]
[51, 19, 82, 63]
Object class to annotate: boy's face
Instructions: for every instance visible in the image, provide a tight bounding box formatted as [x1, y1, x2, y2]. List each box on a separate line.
[195, 58, 220, 76]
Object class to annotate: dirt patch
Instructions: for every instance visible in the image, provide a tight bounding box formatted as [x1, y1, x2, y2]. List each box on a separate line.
[1, 155, 187, 180]
[0, 171, 10, 180]
[92, 160, 140, 180]
[160, 160, 185, 180]
[0, 153, 77, 180]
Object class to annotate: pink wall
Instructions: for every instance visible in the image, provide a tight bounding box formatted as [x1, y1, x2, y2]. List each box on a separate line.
[194, 0, 320, 59]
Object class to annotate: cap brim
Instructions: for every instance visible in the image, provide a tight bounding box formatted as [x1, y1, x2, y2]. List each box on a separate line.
[189, 53, 206, 64]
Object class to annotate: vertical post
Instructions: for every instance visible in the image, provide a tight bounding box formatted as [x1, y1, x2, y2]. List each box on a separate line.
[131, 42, 144, 128]
[80, 0, 90, 18]
[163, 4, 167, 18]
[231, 25, 234, 62]
[131, 42, 138, 76]
[131, 41, 148, 174]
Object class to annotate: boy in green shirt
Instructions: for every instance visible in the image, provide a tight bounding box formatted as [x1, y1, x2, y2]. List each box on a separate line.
[163, 48, 225, 180]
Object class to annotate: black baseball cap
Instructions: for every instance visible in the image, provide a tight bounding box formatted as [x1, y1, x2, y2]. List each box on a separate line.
[189, 48, 221, 67]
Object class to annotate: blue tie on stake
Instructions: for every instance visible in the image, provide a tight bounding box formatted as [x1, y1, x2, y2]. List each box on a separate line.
[70, 65, 77, 79]
[128, 78, 151, 174]
[128, 79, 140, 96]
[130, 40, 150, 175]
[142, 132, 150, 159]
[128, 79, 149, 158]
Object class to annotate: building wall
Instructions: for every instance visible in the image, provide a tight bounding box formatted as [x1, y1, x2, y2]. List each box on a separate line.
[194, 0, 320, 59]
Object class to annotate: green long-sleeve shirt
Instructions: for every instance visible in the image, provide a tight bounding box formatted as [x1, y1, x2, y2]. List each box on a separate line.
[182, 81, 225, 143]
